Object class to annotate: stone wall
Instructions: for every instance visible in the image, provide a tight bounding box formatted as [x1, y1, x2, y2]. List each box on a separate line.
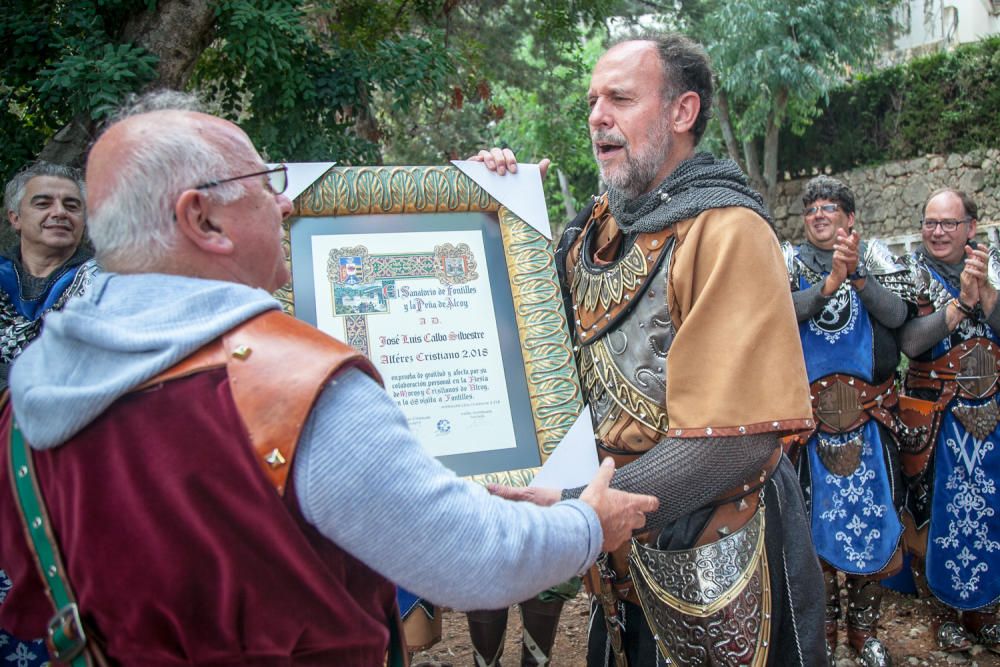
[772, 147, 1000, 246]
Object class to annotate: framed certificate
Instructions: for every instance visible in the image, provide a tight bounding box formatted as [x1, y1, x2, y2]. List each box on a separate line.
[278, 165, 583, 486]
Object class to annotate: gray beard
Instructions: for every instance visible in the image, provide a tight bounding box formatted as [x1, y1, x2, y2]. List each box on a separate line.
[593, 122, 671, 199]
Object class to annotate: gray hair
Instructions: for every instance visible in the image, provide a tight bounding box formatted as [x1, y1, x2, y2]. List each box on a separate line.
[4, 161, 86, 217]
[89, 90, 245, 271]
[802, 175, 856, 216]
[110, 89, 207, 122]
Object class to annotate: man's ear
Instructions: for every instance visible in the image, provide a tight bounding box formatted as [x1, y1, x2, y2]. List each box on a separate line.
[7, 209, 21, 233]
[671, 91, 701, 135]
[174, 189, 233, 255]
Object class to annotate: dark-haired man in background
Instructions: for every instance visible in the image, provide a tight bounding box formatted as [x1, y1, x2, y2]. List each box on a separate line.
[782, 175, 914, 666]
[0, 161, 97, 391]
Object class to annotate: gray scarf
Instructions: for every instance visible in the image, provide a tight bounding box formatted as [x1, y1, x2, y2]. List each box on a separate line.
[796, 241, 871, 276]
[607, 152, 772, 234]
[915, 244, 967, 289]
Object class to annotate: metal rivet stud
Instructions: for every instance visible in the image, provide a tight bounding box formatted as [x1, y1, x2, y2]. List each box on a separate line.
[32, 517, 42, 529]
[264, 448, 287, 469]
[232, 345, 252, 360]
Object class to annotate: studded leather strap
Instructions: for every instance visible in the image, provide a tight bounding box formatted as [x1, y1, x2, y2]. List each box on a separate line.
[135, 310, 380, 495]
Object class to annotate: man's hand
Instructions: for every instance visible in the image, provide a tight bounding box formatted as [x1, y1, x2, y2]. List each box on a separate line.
[579, 458, 659, 552]
[966, 245, 997, 316]
[468, 147, 550, 180]
[960, 248, 981, 311]
[487, 483, 560, 506]
[836, 229, 861, 276]
[822, 229, 850, 295]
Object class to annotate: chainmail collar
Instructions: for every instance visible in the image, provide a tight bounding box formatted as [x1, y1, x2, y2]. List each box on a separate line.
[606, 152, 772, 235]
[915, 244, 965, 289]
[796, 241, 870, 276]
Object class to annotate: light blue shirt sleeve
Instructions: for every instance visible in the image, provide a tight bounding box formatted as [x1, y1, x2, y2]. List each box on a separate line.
[293, 367, 602, 610]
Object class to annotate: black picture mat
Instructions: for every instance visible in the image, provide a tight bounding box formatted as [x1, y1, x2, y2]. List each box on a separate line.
[289, 211, 542, 477]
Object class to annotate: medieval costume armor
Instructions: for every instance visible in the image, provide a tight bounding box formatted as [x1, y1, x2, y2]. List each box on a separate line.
[557, 153, 826, 667]
[898, 245, 1000, 651]
[784, 239, 915, 665]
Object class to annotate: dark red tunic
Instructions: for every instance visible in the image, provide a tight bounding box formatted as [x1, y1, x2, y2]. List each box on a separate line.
[0, 363, 398, 665]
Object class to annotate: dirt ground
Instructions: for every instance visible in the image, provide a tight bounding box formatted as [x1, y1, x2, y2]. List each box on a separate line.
[413, 590, 1000, 666]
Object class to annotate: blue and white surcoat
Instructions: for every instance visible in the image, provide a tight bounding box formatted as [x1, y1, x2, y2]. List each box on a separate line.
[905, 250, 1000, 610]
[785, 241, 908, 575]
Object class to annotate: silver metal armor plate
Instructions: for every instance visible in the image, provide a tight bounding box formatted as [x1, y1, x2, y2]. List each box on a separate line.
[577, 237, 676, 436]
[628, 505, 772, 666]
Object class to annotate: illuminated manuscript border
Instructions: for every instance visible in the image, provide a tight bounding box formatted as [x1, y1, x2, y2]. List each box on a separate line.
[279, 165, 582, 487]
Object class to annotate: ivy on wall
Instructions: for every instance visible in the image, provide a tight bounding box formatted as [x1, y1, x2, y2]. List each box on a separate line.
[779, 36, 1000, 175]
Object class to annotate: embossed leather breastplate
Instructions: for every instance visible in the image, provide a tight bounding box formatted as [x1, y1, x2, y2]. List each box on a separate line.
[566, 203, 675, 454]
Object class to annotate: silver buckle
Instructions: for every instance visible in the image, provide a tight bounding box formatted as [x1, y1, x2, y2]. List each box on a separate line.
[47, 603, 87, 663]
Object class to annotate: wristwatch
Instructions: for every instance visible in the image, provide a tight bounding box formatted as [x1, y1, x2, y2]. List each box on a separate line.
[847, 264, 867, 281]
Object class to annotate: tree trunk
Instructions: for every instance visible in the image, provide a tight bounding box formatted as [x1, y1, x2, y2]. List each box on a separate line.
[761, 87, 789, 213]
[38, 0, 217, 167]
[715, 89, 745, 172]
[557, 168, 577, 221]
[741, 138, 765, 196]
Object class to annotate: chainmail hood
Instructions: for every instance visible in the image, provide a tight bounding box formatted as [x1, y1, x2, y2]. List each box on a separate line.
[606, 152, 771, 234]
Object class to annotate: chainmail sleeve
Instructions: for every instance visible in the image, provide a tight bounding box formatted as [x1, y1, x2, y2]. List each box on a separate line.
[987, 301, 1000, 335]
[856, 277, 909, 329]
[561, 432, 779, 534]
[792, 282, 831, 322]
[899, 309, 950, 358]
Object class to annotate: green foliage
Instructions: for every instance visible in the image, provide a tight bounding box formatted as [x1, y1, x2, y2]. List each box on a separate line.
[705, 0, 893, 140]
[1, 0, 160, 177]
[2, 0, 619, 189]
[779, 36, 1000, 174]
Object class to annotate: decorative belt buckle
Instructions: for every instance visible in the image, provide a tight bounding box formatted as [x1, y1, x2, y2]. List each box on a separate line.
[957, 342, 999, 399]
[815, 378, 863, 431]
[46, 602, 87, 662]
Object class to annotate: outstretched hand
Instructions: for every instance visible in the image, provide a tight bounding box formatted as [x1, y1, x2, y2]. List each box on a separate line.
[579, 458, 659, 552]
[468, 147, 550, 180]
[488, 483, 560, 506]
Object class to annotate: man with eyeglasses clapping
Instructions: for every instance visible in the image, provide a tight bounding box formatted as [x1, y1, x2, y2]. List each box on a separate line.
[897, 188, 1000, 655]
[781, 175, 916, 666]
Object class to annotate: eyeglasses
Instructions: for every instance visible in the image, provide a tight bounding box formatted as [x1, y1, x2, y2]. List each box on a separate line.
[921, 217, 971, 232]
[804, 203, 841, 217]
[194, 164, 288, 195]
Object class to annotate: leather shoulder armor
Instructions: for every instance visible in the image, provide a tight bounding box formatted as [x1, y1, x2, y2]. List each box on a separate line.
[138, 310, 379, 494]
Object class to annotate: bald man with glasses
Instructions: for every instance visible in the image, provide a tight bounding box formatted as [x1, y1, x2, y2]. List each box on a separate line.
[898, 188, 1000, 654]
[781, 174, 915, 666]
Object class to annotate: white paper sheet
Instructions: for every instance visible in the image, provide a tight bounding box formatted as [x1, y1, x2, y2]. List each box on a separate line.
[272, 162, 336, 202]
[451, 160, 552, 239]
[529, 407, 599, 489]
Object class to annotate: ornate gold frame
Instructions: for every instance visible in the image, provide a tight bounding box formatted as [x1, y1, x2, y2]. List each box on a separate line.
[279, 165, 582, 487]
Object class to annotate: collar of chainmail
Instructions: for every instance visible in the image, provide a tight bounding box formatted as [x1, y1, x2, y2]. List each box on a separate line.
[796, 241, 870, 276]
[606, 152, 772, 234]
[915, 244, 965, 289]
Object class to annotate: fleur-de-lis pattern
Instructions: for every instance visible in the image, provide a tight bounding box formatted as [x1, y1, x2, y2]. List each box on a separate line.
[807, 422, 902, 575]
[926, 414, 1000, 609]
[0, 570, 49, 666]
